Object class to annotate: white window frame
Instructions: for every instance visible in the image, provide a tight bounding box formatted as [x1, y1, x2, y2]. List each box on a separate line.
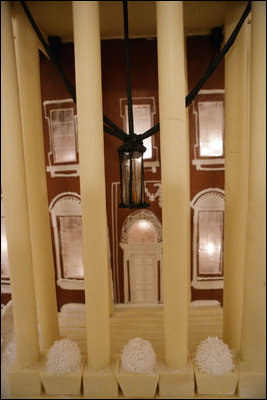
[120, 97, 159, 173]
[49, 192, 84, 290]
[190, 188, 225, 289]
[192, 90, 225, 171]
[44, 99, 79, 177]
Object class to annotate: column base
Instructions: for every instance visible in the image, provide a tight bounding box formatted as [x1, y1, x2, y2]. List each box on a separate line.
[115, 357, 159, 398]
[238, 361, 266, 398]
[158, 356, 195, 397]
[193, 361, 238, 395]
[83, 361, 119, 398]
[40, 357, 86, 395]
[8, 358, 43, 398]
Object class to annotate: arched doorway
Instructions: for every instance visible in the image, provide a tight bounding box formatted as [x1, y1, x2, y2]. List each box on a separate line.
[120, 210, 162, 304]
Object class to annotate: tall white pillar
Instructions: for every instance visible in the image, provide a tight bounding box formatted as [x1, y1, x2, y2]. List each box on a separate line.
[72, 1, 110, 370]
[223, 2, 251, 352]
[12, 1, 59, 351]
[1, 0, 40, 367]
[240, 0, 266, 370]
[238, 2, 266, 397]
[157, 1, 190, 369]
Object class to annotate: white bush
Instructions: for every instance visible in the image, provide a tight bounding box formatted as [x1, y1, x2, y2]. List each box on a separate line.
[194, 336, 234, 376]
[121, 337, 156, 374]
[46, 338, 81, 375]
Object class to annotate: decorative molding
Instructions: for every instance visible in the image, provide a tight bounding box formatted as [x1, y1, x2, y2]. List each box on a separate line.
[191, 189, 225, 290]
[145, 183, 162, 208]
[190, 188, 225, 211]
[120, 209, 162, 244]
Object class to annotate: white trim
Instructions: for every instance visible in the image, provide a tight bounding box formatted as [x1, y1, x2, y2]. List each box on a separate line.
[198, 89, 225, 95]
[120, 210, 162, 244]
[191, 189, 225, 290]
[46, 164, 80, 177]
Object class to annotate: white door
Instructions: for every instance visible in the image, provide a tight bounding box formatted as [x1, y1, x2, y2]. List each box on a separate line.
[129, 253, 158, 303]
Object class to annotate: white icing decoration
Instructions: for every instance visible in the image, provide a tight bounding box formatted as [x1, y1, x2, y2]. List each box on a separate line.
[120, 337, 156, 373]
[46, 338, 81, 375]
[194, 336, 234, 376]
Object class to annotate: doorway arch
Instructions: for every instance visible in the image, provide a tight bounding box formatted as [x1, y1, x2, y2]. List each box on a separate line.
[120, 210, 162, 304]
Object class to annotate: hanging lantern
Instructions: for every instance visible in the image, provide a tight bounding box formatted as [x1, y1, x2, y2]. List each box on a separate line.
[118, 141, 149, 208]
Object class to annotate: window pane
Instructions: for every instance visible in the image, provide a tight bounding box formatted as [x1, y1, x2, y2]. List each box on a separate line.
[198, 101, 224, 157]
[1, 217, 9, 278]
[51, 109, 77, 163]
[128, 219, 157, 243]
[198, 211, 223, 274]
[59, 216, 84, 279]
[125, 104, 152, 159]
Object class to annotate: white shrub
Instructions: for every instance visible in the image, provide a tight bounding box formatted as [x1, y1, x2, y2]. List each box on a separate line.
[46, 338, 81, 375]
[120, 337, 156, 374]
[194, 336, 234, 376]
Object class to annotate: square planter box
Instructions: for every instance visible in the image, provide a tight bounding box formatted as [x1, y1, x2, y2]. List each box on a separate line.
[158, 357, 195, 397]
[83, 361, 119, 398]
[193, 361, 238, 396]
[115, 357, 159, 398]
[40, 357, 86, 395]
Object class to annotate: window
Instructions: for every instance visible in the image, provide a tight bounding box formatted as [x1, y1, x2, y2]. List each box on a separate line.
[120, 97, 159, 173]
[198, 101, 224, 157]
[44, 99, 79, 177]
[128, 219, 157, 243]
[125, 105, 152, 159]
[58, 216, 83, 279]
[49, 193, 84, 289]
[1, 197, 11, 293]
[50, 108, 77, 164]
[198, 211, 223, 275]
[192, 90, 225, 171]
[191, 189, 224, 289]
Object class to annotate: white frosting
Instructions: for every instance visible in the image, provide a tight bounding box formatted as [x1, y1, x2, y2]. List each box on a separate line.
[46, 338, 82, 375]
[121, 337, 156, 374]
[194, 336, 234, 375]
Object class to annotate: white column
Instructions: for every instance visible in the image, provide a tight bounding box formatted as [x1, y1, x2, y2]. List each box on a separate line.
[223, 3, 251, 352]
[12, 2, 59, 351]
[157, 1, 190, 368]
[1, 1, 40, 367]
[72, 1, 110, 369]
[240, 0, 266, 370]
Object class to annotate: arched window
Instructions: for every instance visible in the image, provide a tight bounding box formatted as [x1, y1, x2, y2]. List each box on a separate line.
[190, 189, 225, 289]
[49, 193, 84, 290]
[128, 219, 157, 243]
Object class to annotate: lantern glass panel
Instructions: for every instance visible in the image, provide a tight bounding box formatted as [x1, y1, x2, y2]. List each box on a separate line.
[122, 151, 143, 205]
